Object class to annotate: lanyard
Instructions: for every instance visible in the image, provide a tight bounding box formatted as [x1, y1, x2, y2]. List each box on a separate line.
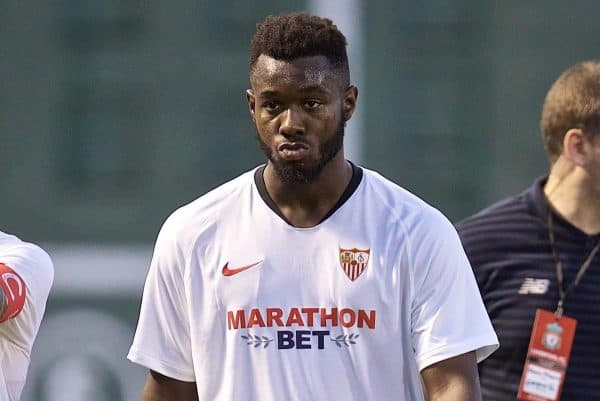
[547, 212, 600, 318]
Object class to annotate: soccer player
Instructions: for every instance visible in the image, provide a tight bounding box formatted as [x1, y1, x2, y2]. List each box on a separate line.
[0, 229, 53, 400]
[128, 12, 498, 401]
[456, 61, 600, 400]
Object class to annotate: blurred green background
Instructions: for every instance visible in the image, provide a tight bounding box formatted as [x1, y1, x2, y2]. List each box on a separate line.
[1, 1, 599, 399]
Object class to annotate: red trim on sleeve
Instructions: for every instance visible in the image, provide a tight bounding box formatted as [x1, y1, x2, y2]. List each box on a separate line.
[0, 262, 27, 322]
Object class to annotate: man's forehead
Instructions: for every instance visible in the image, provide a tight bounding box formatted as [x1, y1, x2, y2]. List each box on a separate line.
[251, 54, 338, 88]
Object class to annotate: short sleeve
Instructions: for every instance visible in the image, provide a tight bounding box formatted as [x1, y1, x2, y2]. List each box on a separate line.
[0, 243, 54, 322]
[409, 210, 498, 371]
[127, 217, 195, 381]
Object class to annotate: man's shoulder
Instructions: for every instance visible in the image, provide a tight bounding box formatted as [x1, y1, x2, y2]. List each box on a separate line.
[0, 232, 53, 270]
[0, 232, 54, 294]
[0, 230, 21, 248]
[360, 168, 456, 237]
[157, 168, 257, 240]
[455, 180, 544, 264]
[456, 185, 534, 235]
[361, 167, 439, 214]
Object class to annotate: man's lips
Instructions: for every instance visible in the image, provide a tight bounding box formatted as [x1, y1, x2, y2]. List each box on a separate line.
[278, 142, 309, 151]
[277, 142, 310, 160]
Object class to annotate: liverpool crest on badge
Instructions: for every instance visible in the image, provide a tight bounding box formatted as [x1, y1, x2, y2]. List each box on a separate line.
[542, 321, 563, 351]
[339, 248, 370, 281]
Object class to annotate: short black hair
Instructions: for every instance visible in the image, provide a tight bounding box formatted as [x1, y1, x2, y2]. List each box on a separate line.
[250, 12, 349, 83]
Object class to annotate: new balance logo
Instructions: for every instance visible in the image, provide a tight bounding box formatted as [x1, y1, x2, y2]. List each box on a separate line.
[518, 278, 550, 295]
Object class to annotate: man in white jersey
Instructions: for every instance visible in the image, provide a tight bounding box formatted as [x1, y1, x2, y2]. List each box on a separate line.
[128, 12, 498, 401]
[0, 230, 53, 400]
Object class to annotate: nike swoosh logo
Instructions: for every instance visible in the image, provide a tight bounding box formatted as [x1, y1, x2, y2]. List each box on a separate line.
[222, 261, 263, 277]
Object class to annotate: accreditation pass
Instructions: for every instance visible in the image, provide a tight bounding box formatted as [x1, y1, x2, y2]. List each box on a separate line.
[517, 309, 577, 401]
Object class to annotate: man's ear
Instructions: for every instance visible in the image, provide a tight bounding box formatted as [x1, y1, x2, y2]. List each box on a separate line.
[343, 85, 358, 121]
[246, 89, 256, 120]
[562, 128, 588, 166]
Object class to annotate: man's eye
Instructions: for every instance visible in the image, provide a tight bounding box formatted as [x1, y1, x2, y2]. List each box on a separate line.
[305, 100, 321, 109]
[263, 102, 279, 111]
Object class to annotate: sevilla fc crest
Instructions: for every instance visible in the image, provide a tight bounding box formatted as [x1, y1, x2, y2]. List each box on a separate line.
[339, 248, 370, 281]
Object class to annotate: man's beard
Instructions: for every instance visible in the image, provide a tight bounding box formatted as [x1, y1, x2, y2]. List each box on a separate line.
[256, 119, 345, 184]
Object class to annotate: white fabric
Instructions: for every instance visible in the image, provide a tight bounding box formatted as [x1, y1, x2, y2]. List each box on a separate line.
[128, 166, 498, 401]
[0, 231, 54, 401]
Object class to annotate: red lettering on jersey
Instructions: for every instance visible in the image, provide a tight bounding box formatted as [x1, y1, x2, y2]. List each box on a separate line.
[0, 263, 27, 323]
[286, 308, 304, 327]
[266, 308, 284, 327]
[320, 307, 339, 326]
[340, 308, 357, 327]
[247, 308, 266, 328]
[357, 309, 376, 329]
[227, 310, 246, 330]
[226, 307, 377, 330]
[301, 307, 319, 326]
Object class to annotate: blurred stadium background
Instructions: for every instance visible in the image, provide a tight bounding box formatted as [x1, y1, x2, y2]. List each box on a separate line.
[1, 1, 599, 399]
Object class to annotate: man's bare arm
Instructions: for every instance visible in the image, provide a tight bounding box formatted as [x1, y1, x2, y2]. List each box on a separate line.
[140, 370, 198, 401]
[0, 290, 6, 318]
[420, 351, 482, 401]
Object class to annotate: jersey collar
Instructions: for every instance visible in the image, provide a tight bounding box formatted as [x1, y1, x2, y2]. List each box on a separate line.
[254, 162, 363, 227]
[528, 176, 598, 241]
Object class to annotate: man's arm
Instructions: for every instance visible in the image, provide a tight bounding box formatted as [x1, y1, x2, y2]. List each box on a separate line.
[140, 370, 198, 401]
[420, 351, 482, 401]
[0, 290, 6, 317]
[0, 262, 28, 323]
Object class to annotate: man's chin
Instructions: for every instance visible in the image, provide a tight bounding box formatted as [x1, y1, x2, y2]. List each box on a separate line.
[271, 161, 321, 185]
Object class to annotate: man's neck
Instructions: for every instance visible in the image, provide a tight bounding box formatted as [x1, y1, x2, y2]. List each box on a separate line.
[544, 162, 600, 235]
[263, 154, 353, 228]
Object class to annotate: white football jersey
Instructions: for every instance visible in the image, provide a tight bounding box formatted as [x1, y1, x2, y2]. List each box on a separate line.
[128, 165, 498, 401]
[0, 231, 53, 401]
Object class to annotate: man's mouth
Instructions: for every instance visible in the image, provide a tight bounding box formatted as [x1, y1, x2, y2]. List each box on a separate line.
[277, 142, 310, 160]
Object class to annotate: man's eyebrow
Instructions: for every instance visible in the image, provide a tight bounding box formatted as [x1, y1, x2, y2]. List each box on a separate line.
[258, 90, 279, 97]
[258, 86, 331, 97]
[297, 84, 331, 94]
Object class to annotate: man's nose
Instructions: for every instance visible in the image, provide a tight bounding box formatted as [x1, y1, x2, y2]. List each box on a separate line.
[279, 106, 305, 137]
